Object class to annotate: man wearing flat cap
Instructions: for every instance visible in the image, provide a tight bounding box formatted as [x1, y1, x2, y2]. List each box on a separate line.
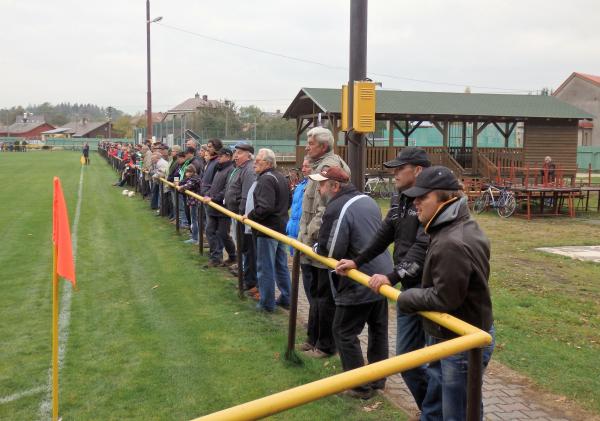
[336, 147, 430, 415]
[399, 165, 495, 420]
[224, 141, 258, 292]
[312, 166, 393, 399]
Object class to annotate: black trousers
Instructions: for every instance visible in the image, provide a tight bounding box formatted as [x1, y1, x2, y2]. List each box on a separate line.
[333, 299, 389, 392]
[241, 232, 257, 289]
[308, 267, 336, 354]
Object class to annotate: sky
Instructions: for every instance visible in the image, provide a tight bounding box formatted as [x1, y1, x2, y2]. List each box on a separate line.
[1, 0, 599, 115]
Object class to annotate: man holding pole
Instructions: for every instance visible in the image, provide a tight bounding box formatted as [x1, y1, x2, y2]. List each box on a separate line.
[336, 147, 430, 416]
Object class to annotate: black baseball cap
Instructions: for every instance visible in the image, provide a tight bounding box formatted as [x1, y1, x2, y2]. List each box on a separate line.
[383, 147, 431, 168]
[403, 166, 461, 198]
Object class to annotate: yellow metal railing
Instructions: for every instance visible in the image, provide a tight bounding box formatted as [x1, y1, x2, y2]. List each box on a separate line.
[158, 177, 492, 421]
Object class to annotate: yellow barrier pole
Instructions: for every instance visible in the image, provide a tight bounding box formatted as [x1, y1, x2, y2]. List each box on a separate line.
[192, 331, 490, 421]
[164, 181, 489, 338]
[157, 178, 493, 420]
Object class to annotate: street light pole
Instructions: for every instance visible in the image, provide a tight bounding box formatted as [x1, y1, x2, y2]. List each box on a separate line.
[146, 0, 153, 142]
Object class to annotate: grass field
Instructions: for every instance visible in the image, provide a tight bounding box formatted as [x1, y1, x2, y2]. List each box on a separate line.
[0, 152, 404, 420]
[2, 152, 599, 419]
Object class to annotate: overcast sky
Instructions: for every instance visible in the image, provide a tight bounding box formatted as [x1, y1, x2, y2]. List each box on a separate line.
[1, 0, 599, 114]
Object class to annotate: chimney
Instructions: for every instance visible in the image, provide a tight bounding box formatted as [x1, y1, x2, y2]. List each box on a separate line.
[195, 93, 200, 99]
[202, 95, 208, 101]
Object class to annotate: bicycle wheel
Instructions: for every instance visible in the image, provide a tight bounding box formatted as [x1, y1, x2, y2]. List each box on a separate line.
[473, 192, 490, 214]
[497, 194, 516, 218]
[380, 181, 393, 199]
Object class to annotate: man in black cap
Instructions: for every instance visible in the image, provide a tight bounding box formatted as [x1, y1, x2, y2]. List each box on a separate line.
[336, 147, 430, 417]
[396, 165, 495, 421]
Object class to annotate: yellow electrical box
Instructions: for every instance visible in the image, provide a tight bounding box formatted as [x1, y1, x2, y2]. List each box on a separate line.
[341, 84, 349, 132]
[352, 81, 376, 133]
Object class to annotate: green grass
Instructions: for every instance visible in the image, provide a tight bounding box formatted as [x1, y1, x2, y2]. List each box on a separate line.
[0, 152, 403, 420]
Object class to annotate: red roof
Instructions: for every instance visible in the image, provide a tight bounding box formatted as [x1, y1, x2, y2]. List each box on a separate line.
[576, 72, 600, 85]
[554, 72, 600, 96]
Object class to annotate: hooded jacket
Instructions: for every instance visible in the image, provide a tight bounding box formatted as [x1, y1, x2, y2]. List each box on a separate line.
[353, 192, 428, 290]
[317, 184, 393, 306]
[397, 197, 493, 340]
[207, 160, 235, 217]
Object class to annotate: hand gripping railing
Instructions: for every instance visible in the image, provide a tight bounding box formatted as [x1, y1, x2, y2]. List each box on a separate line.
[156, 177, 492, 421]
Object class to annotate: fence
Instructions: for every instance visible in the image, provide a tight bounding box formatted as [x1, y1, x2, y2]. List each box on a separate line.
[99, 147, 493, 421]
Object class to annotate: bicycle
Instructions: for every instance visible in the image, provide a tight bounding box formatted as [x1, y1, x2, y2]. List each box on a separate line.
[364, 174, 393, 199]
[472, 184, 516, 217]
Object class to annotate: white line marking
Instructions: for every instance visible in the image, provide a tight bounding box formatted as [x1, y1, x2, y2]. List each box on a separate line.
[0, 386, 46, 405]
[37, 166, 84, 420]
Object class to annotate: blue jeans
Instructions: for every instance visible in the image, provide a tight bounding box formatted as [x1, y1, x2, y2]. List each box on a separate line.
[421, 325, 496, 421]
[189, 204, 198, 241]
[178, 194, 188, 227]
[256, 237, 291, 312]
[396, 308, 428, 409]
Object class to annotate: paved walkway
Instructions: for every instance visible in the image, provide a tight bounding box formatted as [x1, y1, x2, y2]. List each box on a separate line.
[292, 282, 587, 421]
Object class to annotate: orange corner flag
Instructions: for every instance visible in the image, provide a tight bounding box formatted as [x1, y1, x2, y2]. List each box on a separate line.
[53, 177, 76, 287]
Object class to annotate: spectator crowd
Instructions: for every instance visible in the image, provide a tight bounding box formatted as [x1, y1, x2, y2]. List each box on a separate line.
[100, 129, 495, 421]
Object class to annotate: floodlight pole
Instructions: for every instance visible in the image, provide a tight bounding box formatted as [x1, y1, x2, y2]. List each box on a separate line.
[347, 0, 368, 191]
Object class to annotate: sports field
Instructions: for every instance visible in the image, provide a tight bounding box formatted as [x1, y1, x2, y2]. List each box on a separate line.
[1, 151, 599, 419]
[0, 151, 404, 420]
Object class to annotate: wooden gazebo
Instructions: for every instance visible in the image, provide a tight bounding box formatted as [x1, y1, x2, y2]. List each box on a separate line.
[283, 88, 593, 180]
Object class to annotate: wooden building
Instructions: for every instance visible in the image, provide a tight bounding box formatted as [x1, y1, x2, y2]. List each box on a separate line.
[283, 88, 592, 180]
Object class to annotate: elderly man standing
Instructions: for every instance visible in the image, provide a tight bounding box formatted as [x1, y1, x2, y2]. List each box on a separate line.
[246, 148, 291, 312]
[224, 142, 257, 293]
[298, 127, 350, 358]
[312, 166, 393, 399]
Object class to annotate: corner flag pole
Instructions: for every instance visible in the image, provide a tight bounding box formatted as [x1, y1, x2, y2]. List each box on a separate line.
[52, 244, 59, 421]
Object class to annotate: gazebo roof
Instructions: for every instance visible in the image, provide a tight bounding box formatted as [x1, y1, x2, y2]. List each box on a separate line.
[283, 88, 593, 121]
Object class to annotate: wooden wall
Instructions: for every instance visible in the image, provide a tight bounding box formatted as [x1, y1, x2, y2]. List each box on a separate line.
[523, 120, 578, 172]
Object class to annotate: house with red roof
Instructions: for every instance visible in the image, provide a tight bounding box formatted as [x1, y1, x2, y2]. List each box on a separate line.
[554, 72, 600, 146]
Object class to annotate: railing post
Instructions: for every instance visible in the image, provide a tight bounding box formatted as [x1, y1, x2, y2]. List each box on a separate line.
[466, 347, 483, 421]
[199, 204, 205, 255]
[285, 251, 301, 360]
[236, 221, 244, 298]
[175, 190, 180, 233]
[159, 181, 165, 216]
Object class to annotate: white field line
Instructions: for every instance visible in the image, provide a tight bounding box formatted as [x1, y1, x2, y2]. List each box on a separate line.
[0, 386, 46, 405]
[37, 166, 84, 419]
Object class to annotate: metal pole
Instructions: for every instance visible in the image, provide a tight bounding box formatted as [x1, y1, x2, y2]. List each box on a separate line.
[175, 190, 180, 233]
[347, 0, 368, 191]
[199, 204, 205, 255]
[236, 222, 244, 298]
[146, 0, 153, 141]
[159, 182, 164, 216]
[285, 251, 301, 360]
[466, 347, 483, 421]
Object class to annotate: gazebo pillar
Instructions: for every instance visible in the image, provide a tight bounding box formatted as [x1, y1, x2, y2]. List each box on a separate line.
[388, 120, 394, 146]
[472, 122, 479, 175]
